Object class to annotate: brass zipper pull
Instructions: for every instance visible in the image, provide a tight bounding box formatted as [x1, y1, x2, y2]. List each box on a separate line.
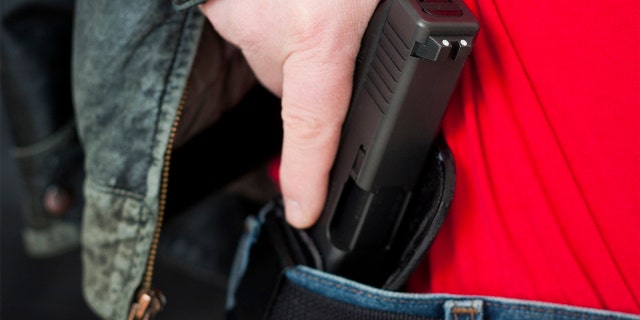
[127, 288, 166, 320]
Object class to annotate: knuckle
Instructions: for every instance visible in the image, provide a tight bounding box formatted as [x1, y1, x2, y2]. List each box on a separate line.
[281, 107, 331, 143]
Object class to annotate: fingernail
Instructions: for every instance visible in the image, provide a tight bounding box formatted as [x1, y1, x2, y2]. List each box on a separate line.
[284, 198, 309, 229]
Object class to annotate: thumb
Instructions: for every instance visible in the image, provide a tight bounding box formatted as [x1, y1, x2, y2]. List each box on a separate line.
[279, 50, 356, 229]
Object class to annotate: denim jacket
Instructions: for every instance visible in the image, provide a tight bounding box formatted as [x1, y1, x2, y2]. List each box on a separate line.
[72, 1, 218, 319]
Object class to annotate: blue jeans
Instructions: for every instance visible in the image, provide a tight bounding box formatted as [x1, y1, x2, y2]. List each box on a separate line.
[283, 266, 638, 320]
[228, 204, 640, 320]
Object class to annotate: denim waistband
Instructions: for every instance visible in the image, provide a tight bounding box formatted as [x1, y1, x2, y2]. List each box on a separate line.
[286, 266, 639, 320]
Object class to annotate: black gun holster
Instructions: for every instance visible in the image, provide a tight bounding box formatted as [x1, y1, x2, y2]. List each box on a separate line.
[226, 138, 455, 320]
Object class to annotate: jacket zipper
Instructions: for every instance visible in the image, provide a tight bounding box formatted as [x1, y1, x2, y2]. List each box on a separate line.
[128, 84, 189, 320]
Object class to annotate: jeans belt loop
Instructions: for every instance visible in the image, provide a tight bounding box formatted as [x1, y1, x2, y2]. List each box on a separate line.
[444, 300, 484, 320]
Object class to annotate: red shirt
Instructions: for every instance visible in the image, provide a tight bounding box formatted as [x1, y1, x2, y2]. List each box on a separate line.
[408, 0, 640, 314]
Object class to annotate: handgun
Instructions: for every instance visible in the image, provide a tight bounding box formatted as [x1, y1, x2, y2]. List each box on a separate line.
[307, 0, 479, 288]
[227, 3, 478, 317]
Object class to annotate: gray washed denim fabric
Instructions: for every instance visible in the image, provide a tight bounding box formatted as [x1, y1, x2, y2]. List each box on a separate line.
[73, 2, 204, 319]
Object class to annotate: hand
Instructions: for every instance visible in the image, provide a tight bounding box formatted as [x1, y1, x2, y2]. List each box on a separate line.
[200, 0, 379, 228]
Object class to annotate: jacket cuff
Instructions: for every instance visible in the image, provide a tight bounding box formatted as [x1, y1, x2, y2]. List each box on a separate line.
[173, 0, 207, 11]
